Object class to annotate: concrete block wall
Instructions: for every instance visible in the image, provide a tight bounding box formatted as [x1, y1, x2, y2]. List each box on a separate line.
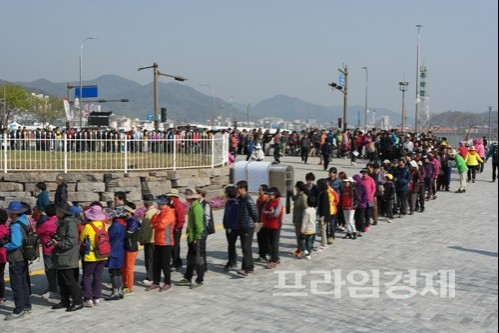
[0, 166, 231, 209]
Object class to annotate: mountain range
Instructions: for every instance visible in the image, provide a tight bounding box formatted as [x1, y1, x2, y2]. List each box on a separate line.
[2, 75, 496, 128]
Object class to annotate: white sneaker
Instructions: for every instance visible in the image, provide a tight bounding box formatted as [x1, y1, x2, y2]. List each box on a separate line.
[92, 299, 100, 306]
[84, 300, 94, 308]
[386, 219, 393, 223]
[303, 250, 309, 256]
[351, 162, 357, 166]
[305, 255, 311, 260]
[142, 279, 153, 286]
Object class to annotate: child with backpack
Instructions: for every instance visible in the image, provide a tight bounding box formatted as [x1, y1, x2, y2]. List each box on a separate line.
[104, 206, 127, 301]
[79, 205, 110, 307]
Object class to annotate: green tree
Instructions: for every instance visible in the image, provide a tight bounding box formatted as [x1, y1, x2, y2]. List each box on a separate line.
[0, 83, 31, 128]
[29, 94, 65, 128]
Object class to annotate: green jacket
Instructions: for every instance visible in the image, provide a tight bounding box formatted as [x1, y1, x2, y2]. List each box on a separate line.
[187, 200, 205, 243]
[454, 154, 468, 174]
[52, 215, 80, 270]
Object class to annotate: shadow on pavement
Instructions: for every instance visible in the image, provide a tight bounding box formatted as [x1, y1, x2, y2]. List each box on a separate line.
[448, 245, 498, 257]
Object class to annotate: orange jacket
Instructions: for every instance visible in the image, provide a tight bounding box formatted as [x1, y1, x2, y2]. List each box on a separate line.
[150, 206, 176, 246]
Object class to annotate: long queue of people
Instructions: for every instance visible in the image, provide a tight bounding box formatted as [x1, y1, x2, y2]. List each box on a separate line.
[0, 185, 215, 321]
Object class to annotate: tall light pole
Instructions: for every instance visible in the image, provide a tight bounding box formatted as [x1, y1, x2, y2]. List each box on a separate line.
[79, 37, 97, 129]
[399, 82, 409, 132]
[362, 66, 368, 130]
[200, 84, 215, 128]
[488, 106, 492, 141]
[415, 25, 423, 134]
[328, 64, 348, 131]
[138, 63, 186, 131]
[246, 103, 251, 125]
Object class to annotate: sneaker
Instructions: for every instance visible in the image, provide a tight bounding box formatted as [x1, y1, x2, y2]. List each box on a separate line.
[122, 288, 134, 296]
[386, 219, 393, 223]
[327, 237, 334, 245]
[314, 245, 327, 252]
[146, 283, 160, 291]
[293, 249, 301, 257]
[92, 299, 100, 306]
[190, 282, 204, 289]
[83, 300, 94, 308]
[160, 284, 172, 292]
[302, 250, 309, 256]
[255, 256, 267, 262]
[351, 162, 357, 166]
[363, 226, 369, 232]
[4, 311, 24, 321]
[176, 278, 193, 286]
[236, 270, 249, 277]
[24, 307, 32, 314]
[265, 261, 278, 269]
[0, 297, 5, 303]
[142, 279, 153, 286]
[305, 255, 311, 260]
[41, 291, 51, 299]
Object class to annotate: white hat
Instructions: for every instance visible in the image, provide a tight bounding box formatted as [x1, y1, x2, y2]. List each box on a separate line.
[255, 144, 262, 149]
[409, 160, 418, 168]
[342, 177, 355, 183]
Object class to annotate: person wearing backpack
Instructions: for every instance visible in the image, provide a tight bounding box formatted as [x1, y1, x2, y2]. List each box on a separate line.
[196, 188, 214, 272]
[51, 203, 83, 312]
[1, 201, 32, 320]
[0, 209, 10, 305]
[79, 205, 109, 307]
[104, 205, 127, 301]
[35, 204, 59, 300]
[121, 202, 141, 296]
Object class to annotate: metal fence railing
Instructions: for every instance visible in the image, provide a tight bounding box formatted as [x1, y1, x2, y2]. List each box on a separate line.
[1, 134, 230, 173]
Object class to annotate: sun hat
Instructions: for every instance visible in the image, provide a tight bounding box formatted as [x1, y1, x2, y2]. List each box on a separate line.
[166, 189, 180, 197]
[70, 205, 82, 218]
[155, 195, 170, 205]
[84, 205, 108, 221]
[142, 193, 155, 202]
[184, 188, 198, 200]
[382, 159, 391, 165]
[6, 201, 28, 214]
[469, 146, 476, 151]
[342, 177, 355, 183]
[255, 143, 262, 149]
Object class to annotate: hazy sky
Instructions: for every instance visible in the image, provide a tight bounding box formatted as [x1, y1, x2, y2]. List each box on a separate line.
[1, 0, 497, 115]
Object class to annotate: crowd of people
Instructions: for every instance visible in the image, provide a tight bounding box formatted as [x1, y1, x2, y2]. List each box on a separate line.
[0, 125, 497, 321]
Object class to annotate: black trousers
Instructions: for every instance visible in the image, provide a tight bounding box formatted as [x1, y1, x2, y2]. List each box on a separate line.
[184, 241, 205, 284]
[239, 228, 255, 272]
[199, 236, 208, 272]
[257, 229, 270, 259]
[0, 262, 5, 298]
[143, 243, 154, 281]
[301, 148, 309, 163]
[171, 230, 183, 269]
[153, 245, 172, 285]
[57, 268, 82, 306]
[396, 191, 408, 215]
[264, 228, 280, 262]
[9, 260, 30, 314]
[225, 230, 238, 268]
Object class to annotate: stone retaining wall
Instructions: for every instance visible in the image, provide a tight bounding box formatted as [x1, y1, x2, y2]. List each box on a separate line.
[0, 166, 231, 208]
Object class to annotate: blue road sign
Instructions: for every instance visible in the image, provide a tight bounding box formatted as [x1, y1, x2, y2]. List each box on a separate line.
[339, 75, 345, 87]
[75, 85, 98, 98]
[147, 114, 154, 121]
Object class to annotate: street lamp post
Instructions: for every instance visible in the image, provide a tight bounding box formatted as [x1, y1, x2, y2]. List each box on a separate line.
[246, 103, 251, 125]
[488, 106, 492, 141]
[79, 37, 97, 129]
[328, 65, 348, 131]
[138, 63, 186, 131]
[399, 82, 409, 132]
[415, 25, 423, 134]
[362, 66, 368, 130]
[199, 84, 215, 128]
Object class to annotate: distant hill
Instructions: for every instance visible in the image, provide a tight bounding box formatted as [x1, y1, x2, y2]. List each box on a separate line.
[7, 75, 495, 129]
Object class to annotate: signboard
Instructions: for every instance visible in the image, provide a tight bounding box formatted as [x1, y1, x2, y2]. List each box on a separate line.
[147, 114, 154, 121]
[339, 75, 345, 87]
[75, 85, 98, 98]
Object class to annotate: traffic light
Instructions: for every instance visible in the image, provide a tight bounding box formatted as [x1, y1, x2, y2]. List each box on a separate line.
[161, 108, 167, 123]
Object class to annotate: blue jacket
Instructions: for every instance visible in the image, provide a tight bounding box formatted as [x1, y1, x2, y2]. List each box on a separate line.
[107, 218, 126, 269]
[35, 191, 50, 212]
[223, 198, 239, 231]
[4, 214, 29, 262]
[392, 165, 410, 192]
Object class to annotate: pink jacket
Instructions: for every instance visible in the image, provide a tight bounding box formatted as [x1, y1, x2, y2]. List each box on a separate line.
[0, 224, 9, 263]
[35, 216, 58, 256]
[474, 140, 486, 158]
[361, 175, 376, 203]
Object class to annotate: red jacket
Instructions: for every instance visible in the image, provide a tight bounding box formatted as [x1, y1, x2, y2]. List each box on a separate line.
[0, 224, 9, 263]
[170, 197, 186, 231]
[261, 198, 283, 229]
[35, 216, 58, 256]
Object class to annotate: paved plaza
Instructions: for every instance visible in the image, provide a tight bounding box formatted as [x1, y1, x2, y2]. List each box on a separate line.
[1, 155, 498, 332]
